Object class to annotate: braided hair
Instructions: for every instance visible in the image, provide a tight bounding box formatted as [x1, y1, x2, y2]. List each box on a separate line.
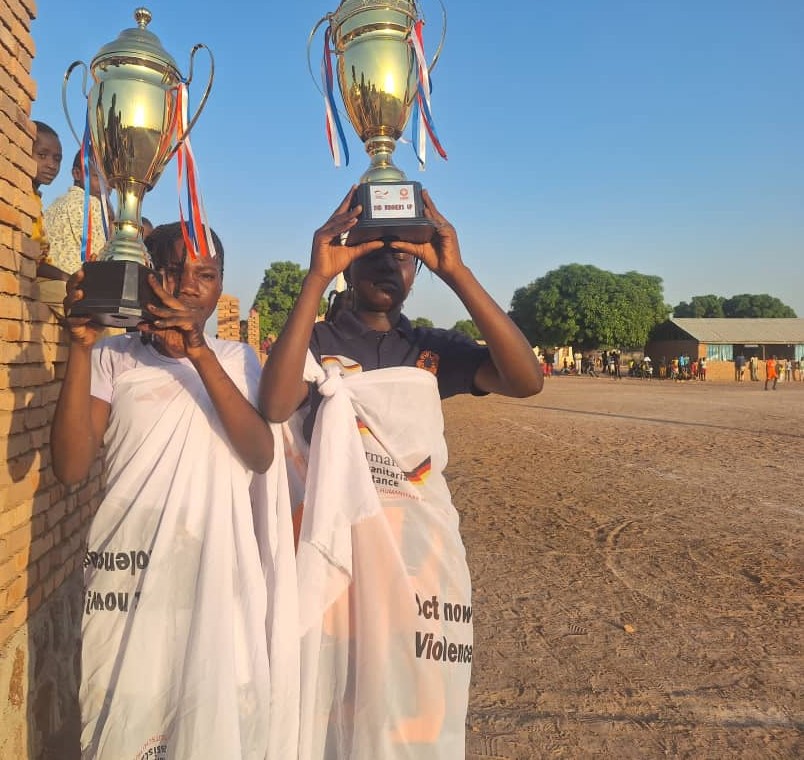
[145, 222, 224, 277]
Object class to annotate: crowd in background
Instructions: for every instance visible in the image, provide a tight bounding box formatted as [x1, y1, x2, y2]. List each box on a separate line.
[534, 349, 804, 384]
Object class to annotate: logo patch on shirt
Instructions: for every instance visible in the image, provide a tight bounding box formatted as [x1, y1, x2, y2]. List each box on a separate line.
[416, 350, 440, 375]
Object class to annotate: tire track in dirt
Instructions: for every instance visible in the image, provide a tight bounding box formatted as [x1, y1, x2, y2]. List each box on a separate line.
[445, 380, 803, 758]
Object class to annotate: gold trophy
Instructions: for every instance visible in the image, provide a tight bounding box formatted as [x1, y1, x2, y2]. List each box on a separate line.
[310, 0, 446, 244]
[62, 7, 213, 326]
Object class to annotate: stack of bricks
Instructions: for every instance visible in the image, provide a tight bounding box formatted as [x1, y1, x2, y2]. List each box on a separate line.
[216, 293, 240, 341]
[1, 2, 101, 756]
[247, 308, 261, 358]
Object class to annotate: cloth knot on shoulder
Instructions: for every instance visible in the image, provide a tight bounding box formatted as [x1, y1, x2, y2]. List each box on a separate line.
[316, 364, 344, 398]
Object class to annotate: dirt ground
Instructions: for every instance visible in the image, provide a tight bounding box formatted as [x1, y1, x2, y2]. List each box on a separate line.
[443, 376, 803, 759]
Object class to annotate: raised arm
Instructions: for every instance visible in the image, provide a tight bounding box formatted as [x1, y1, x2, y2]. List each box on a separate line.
[51, 270, 111, 484]
[391, 190, 543, 398]
[259, 189, 383, 422]
[139, 274, 275, 473]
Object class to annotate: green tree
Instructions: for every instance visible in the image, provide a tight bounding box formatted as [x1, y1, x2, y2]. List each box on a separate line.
[673, 293, 796, 318]
[410, 317, 434, 329]
[673, 294, 725, 318]
[252, 261, 326, 339]
[509, 264, 670, 350]
[452, 319, 481, 340]
[722, 293, 796, 318]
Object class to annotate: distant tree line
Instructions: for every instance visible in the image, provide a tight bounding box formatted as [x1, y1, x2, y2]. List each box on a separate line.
[673, 294, 796, 318]
[249, 261, 796, 348]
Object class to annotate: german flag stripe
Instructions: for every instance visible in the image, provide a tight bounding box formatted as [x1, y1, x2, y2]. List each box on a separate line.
[404, 456, 432, 485]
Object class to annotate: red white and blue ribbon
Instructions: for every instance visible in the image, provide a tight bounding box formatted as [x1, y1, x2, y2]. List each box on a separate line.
[175, 82, 217, 260]
[410, 19, 447, 169]
[322, 25, 349, 167]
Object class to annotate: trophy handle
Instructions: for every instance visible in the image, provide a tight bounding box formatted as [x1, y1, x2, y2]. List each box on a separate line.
[62, 60, 89, 147]
[306, 13, 333, 98]
[168, 43, 215, 158]
[427, 0, 448, 75]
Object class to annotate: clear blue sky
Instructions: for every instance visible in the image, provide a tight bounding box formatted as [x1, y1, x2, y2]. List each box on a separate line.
[32, 1, 804, 327]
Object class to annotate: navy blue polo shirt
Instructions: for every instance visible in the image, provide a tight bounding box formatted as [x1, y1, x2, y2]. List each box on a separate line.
[303, 310, 489, 440]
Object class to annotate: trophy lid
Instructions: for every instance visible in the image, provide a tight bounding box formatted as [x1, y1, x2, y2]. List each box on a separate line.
[92, 8, 180, 75]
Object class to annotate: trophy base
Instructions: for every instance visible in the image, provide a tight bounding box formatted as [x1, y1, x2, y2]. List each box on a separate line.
[347, 181, 435, 245]
[70, 260, 158, 328]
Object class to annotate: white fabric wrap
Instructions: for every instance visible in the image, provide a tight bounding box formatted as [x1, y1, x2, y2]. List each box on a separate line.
[293, 351, 473, 760]
[81, 347, 299, 760]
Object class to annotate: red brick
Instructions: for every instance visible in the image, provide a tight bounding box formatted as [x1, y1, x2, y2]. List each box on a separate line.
[0, 243, 20, 271]
[0, 555, 20, 588]
[11, 595, 29, 627]
[3, 0, 33, 34]
[0, 197, 21, 227]
[35, 546, 52, 579]
[2, 431, 33, 457]
[26, 582, 42, 615]
[0, 468, 38, 504]
[2, 571, 28, 608]
[29, 530, 52, 562]
[0, 270, 20, 295]
[62, 509, 82, 539]
[0, 499, 31, 533]
[0, 612, 18, 648]
[3, 5, 35, 55]
[0, 297, 22, 320]
[45, 498, 67, 529]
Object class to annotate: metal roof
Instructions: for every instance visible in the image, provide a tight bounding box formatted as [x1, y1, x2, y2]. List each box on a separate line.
[670, 318, 804, 344]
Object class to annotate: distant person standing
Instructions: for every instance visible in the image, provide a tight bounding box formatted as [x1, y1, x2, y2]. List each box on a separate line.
[735, 353, 746, 381]
[543, 349, 554, 377]
[43, 149, 107, 281]
[679, 353, 690, 379]
[764, 356, 778, 391]
[30, 121, 63, 276]
[612, 350, 621, 379]
[748, 355, 759, 381]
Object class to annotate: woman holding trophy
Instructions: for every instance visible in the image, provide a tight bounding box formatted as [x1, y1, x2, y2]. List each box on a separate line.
[52, 223, 299, 760]
[53, 10, 300, 758]
[260, 188, 543, 758]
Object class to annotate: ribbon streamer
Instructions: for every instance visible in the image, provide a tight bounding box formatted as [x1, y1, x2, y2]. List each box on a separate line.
[322, 26, 350, 167]
[410, 20, 447, 168]
[79, 114, 94, 262]
[175, 82, 217, 259]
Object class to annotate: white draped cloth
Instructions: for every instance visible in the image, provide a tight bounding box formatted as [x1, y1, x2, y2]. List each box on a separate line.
[292, 352, 473, 760]
[81, 335, 299, 760]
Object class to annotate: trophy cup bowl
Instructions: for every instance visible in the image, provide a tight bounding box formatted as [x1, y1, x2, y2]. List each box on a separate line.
[317, 0, 446, 245]
[62, 7, 213, 326]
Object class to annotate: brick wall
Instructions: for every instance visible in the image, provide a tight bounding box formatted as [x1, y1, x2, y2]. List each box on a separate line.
[247, 308, 261, 358]
[1, 2, 100, 757]
[216, 293, 240, 341]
